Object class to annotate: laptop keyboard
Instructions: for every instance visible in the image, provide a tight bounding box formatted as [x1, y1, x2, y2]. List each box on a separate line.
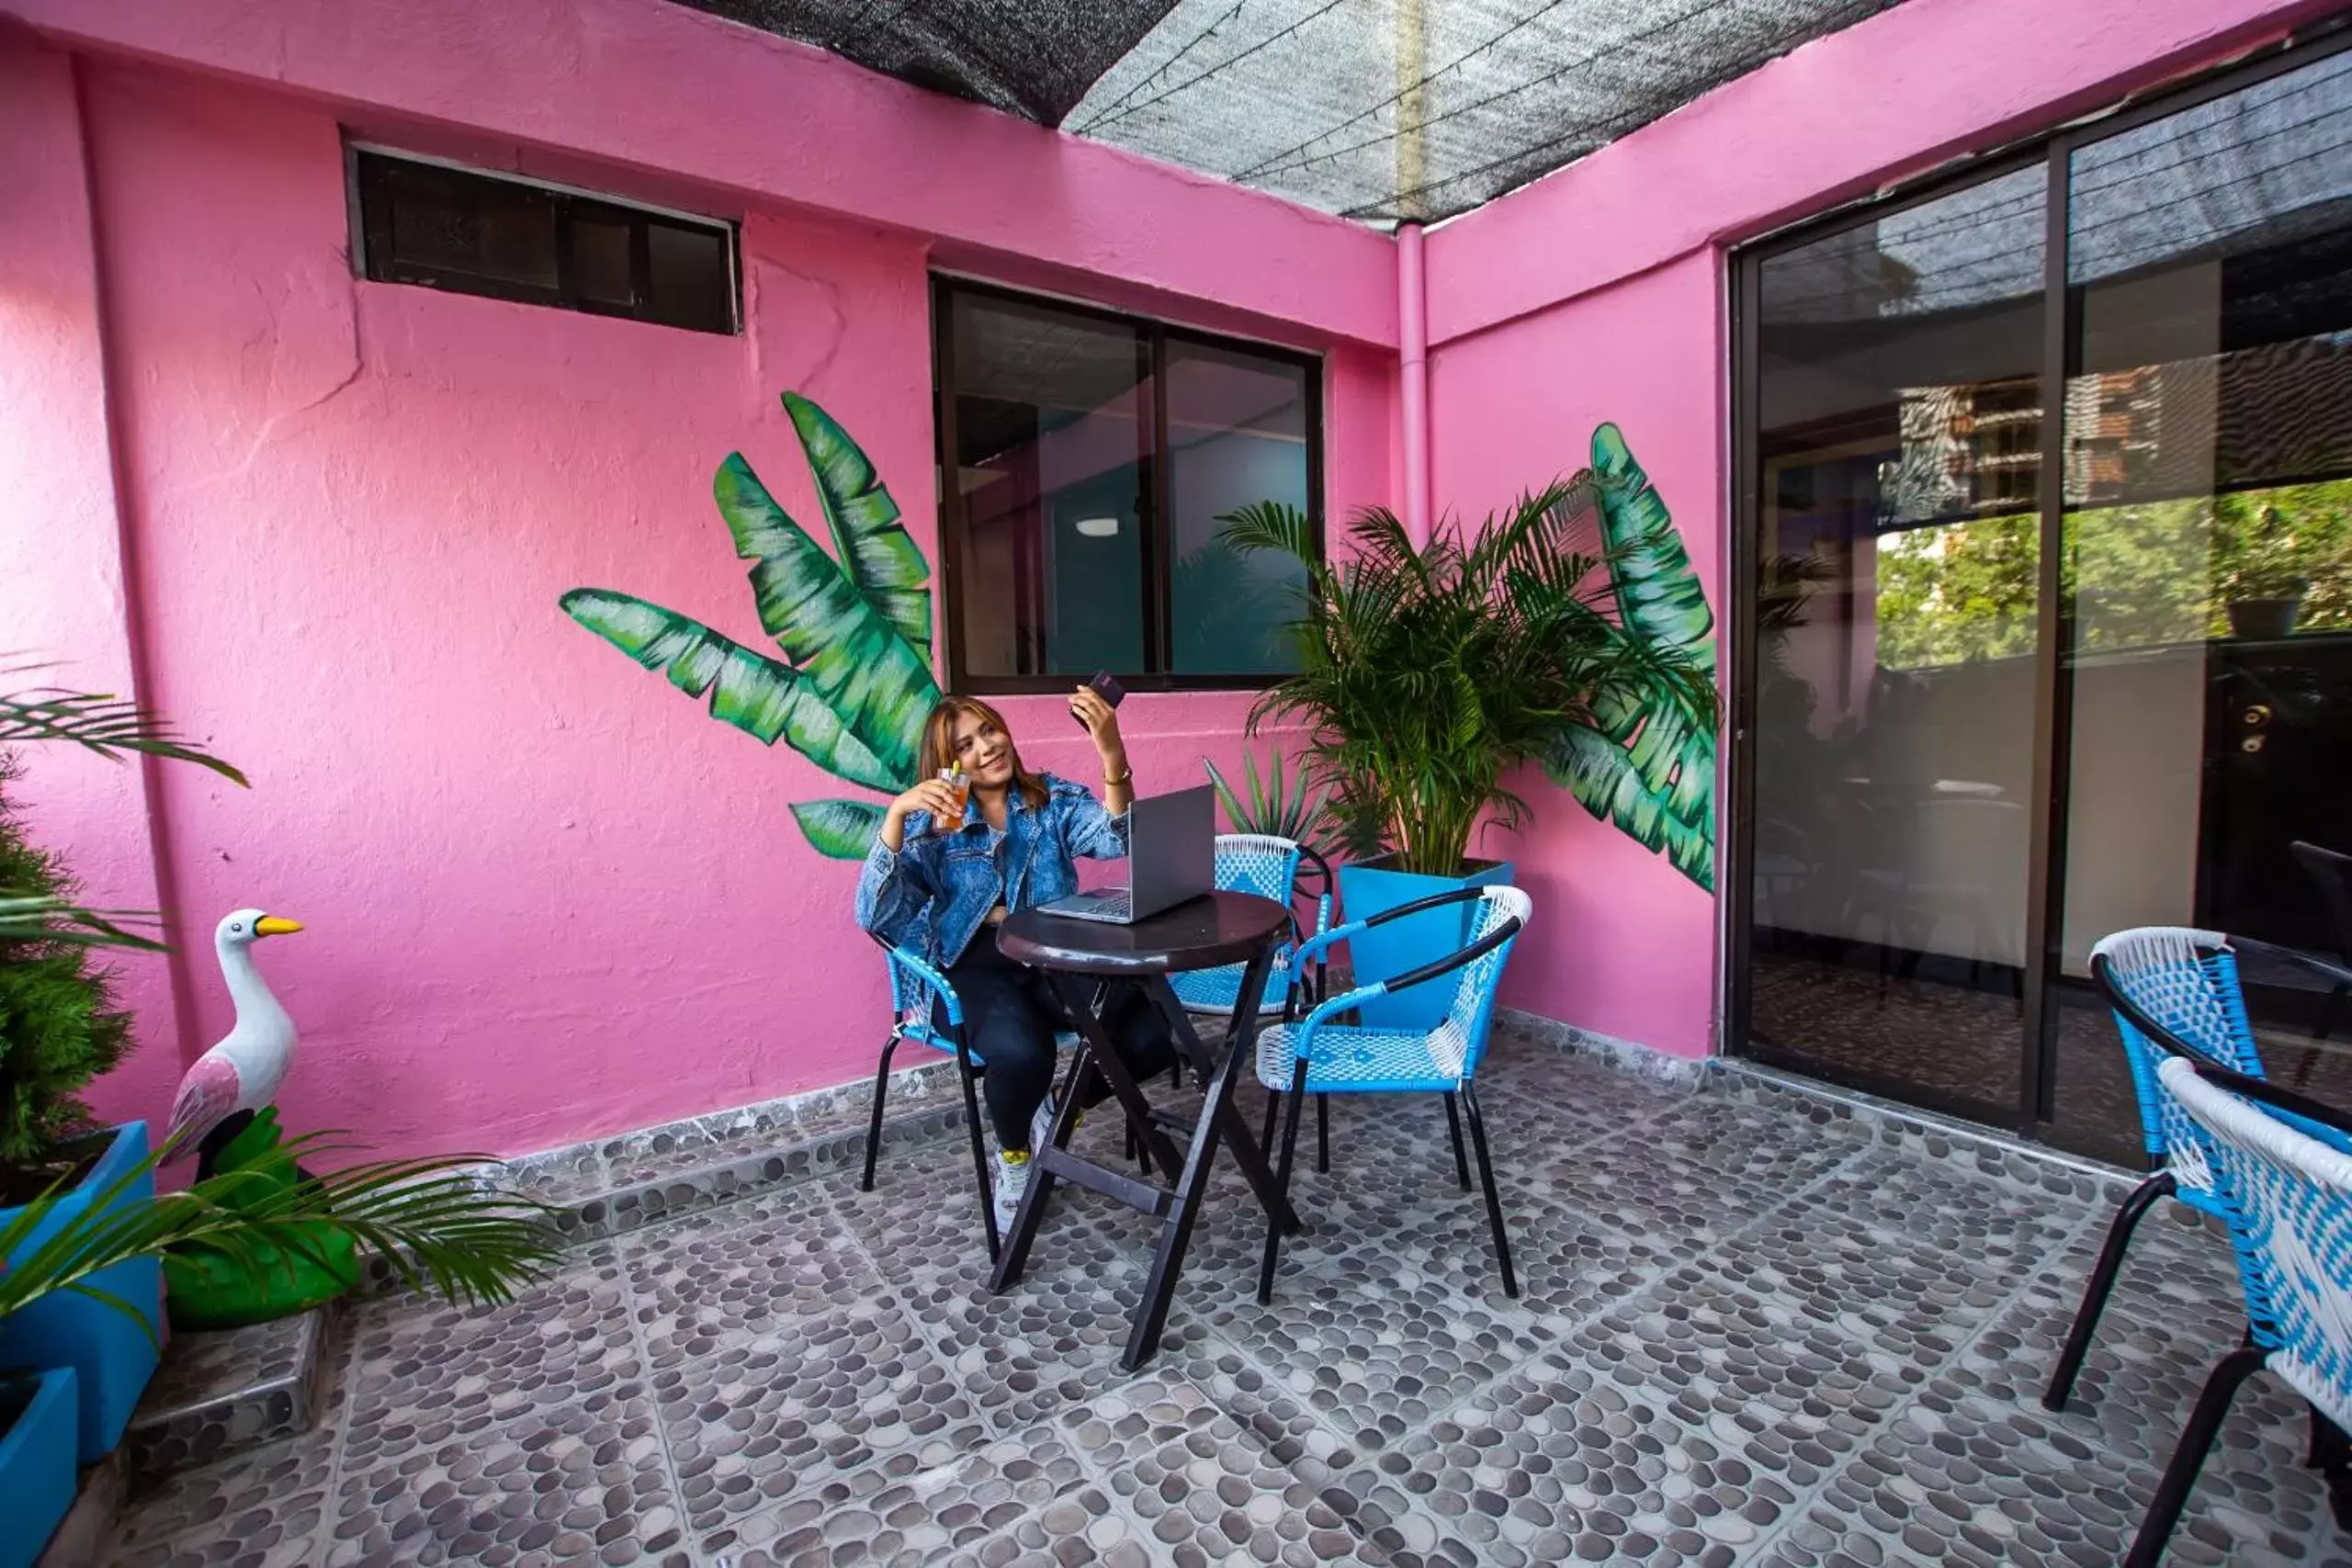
[1055, 889, 1131, 919]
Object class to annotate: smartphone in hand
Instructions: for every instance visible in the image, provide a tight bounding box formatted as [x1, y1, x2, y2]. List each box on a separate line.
[1075, 670, 1125, 728]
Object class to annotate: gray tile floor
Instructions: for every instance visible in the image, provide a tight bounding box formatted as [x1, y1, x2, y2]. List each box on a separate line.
[103, 1028, 2349, 1567]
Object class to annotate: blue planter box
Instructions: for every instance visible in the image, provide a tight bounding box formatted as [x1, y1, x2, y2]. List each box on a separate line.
[1336, 858, 1516, 1031]
[0, 1367, 77, 1568]
[0, 1121, 162, 1462]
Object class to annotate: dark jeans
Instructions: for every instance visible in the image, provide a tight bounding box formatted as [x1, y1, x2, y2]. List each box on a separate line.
[941, 934, 1178, 1152]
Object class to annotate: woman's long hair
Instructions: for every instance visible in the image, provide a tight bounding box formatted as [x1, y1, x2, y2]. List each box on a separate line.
[916, 696, 1050, 811]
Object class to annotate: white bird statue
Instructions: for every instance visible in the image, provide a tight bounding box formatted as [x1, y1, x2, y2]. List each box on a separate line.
[162, 908, 304, 1168]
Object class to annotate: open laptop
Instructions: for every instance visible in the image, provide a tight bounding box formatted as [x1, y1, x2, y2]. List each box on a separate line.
[1035, 785, 1214, 924]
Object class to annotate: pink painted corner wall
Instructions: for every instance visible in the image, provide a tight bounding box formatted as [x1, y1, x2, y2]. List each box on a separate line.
[0, 39, 1392, 1163]
[1429, 254, 1725, 1057]
[0, 40, 189, 1131]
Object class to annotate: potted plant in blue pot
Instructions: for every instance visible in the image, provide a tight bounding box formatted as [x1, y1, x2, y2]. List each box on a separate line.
[1221, 446, 1715, 1028]
[0, 673, 247, 1463]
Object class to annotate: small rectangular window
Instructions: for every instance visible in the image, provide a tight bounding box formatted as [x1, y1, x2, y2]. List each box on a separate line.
[934, 279, 1322, 692]
[352, 148, 739, 335]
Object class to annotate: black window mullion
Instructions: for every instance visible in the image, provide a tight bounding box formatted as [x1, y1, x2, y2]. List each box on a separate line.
[552, 196, 580, 311]
[1145, 328, 1171, 676]
[629, 218, 652, 314]
[2021, 140, 2072, 1137]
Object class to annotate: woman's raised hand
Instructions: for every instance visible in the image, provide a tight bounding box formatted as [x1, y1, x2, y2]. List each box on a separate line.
[886, 778, 964, 828]
[1070, 685, 1125, 759]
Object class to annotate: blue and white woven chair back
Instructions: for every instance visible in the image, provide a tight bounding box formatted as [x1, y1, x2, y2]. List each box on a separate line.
[1169, 834, 1308, 1017]
[2159, 1055, 2352, 1429]
[2092, 928, 2265, 1177]
[1439, 886, 1533, 1081]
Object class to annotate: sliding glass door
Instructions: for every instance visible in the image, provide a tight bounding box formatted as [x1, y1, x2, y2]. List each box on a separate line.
[1732, 38, 2352, 1156]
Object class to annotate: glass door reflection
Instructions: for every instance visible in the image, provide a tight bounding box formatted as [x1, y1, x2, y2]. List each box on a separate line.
[2044, 49, 2352, 1161]
[1747, 166, 2049, 1121]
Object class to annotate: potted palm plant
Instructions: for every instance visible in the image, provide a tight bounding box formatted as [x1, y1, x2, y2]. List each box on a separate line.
[1221, 454, 1714, 1028]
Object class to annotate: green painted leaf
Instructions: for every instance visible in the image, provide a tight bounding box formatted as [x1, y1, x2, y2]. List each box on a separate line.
[712, 454, 939, 782]
[1552, 727, 1714, 893]
[1546, 423, 1721, 893]
[791, 799, 887, 860]
[1590, 422, 1716, 665]
[782, 392, 932, 656]
[559, 589, 903, 792]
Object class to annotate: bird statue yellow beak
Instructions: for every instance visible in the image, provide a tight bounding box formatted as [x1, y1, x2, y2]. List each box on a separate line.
[254, 916, 304, 937]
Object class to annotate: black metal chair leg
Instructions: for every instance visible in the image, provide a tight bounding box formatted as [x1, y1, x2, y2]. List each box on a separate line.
[860, 1034, 900, 1192]
[1261, 1087, 1280, 1157]
[952, 1050, 1001, 1263]
[1257, 1068, 1312, 1304]
[1458, 1082, 1518, 1298]
[1316, 1093, 1330, 1174]
[1442, 1092, 1471, 1190]
[2043, 1170, 2177, 1411]
[2123, 1346, 2269, 1568]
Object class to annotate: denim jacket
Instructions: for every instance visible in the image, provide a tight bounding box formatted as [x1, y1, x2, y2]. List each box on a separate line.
[854, 773, 1130, 968]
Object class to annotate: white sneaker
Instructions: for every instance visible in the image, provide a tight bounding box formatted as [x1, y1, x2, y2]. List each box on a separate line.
[992, 1148, 1032, 1232]
[1029, 1093, 1058, 1155]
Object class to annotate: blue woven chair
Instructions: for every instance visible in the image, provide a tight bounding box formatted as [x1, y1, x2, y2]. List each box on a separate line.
[1168, 835, 1332, 1021]
[2044, 926, 2269, 1412]
[1254, 884, 1532, 1303]
[858, 937, 1012, 1260]
[2127, 1055, 2352, 1568]
[1169, 835, 1335, 1155]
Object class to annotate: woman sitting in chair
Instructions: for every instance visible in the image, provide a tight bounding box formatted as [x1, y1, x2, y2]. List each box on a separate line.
[855, 690, 1176, 1228]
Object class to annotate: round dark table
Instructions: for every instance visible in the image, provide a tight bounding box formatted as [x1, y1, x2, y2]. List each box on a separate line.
[989, 890, 1298, 1371]
[996, 889, 1291, 976]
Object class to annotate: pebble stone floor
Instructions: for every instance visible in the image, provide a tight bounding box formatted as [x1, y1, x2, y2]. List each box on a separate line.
[104, 1024, 2350, 1568]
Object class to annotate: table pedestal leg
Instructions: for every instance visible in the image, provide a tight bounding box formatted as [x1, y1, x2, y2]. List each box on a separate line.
[1122, 947, 1293, 1371]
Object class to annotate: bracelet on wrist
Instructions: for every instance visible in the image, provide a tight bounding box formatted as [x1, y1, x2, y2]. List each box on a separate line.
[1103, 761, 1133, 786]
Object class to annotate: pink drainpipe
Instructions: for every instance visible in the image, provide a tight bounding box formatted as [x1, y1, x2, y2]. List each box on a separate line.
[1396, 222, 1431, 545]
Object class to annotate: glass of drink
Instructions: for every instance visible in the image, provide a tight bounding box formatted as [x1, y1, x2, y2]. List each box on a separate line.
[936, 766, 969, 831]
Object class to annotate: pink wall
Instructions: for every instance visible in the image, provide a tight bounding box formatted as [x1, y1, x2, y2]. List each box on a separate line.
[0, 40, 189, 1131]
[0, 28, 1392, 1162]
[1430, 254, 1724, 1055]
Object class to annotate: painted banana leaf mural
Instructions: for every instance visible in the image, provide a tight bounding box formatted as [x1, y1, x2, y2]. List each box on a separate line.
[560, 392, 937, 859]
[1547, 423, 1720, 891]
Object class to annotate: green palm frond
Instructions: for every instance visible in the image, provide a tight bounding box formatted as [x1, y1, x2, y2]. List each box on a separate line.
[0, 1133, 563, 1334]
[1203, 748, 1331, 847]
[0, 893, 166, 951]
[0, 667, 246, 785]
[1223, 433, 1720, 881]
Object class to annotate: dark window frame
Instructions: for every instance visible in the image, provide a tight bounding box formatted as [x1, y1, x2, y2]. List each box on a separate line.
[932, 276, 1327, 694]
[1724, 18, 2352, 1155]
[348, 145, 741, 336]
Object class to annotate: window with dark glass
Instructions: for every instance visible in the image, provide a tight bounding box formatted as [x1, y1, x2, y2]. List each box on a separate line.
[933, 281, 1319, 690]
[351, 149, 739, 335]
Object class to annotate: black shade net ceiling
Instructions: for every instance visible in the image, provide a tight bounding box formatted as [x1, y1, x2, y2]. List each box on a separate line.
[675, 0, 1906, 224]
